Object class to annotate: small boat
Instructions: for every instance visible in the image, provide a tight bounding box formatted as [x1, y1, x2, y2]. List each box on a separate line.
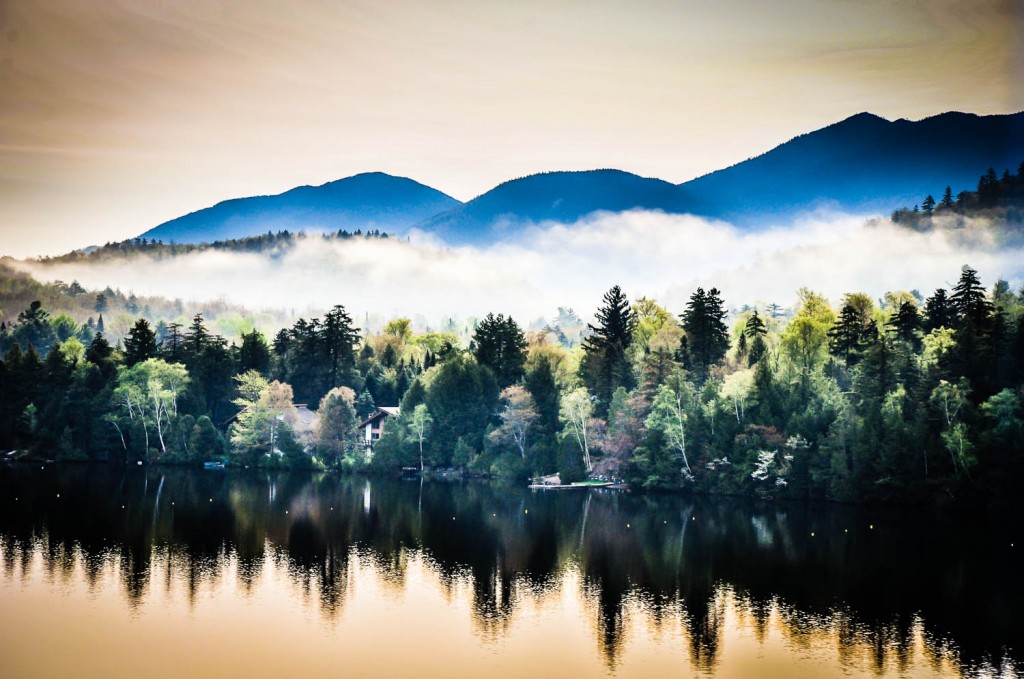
[528, 481, 615, 490]
[203, 461, 226, 470]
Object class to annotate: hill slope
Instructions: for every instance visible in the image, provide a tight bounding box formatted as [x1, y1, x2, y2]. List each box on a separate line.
[136, 111, 1024, 245]
[419, 169, 695, 244]
[679, 111, 1024, 225]
[140, 173, 462, 243]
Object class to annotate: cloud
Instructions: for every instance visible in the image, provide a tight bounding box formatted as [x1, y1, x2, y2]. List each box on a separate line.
[13, 212, 1024, 326]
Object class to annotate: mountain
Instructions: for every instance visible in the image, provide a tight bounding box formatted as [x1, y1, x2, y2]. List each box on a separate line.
[139, 172, 462, 243]
[678, 111, 1024, 225]
[419, 111, 1023, 241]
[137, 111, 1024, 246]
[419, 169, 695, 244]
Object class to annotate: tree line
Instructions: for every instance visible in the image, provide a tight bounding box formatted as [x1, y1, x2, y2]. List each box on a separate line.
[33, 228, 393, 264]
[891, 161, 1024, 228]
[1, 264, 1022, 506]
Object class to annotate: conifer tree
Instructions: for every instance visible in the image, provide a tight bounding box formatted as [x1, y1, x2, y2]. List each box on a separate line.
[744, 310, 768, 366]
[940, 186, 954, 209]
[580, 286, 634, 413]
[680, 287, 729, 381]
[472, 313, 528, 387]
[123, 319, 158, 367]
[924, 288, 954, 331]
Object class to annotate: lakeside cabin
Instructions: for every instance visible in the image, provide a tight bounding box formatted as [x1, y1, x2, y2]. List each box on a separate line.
[224, 403, 320, 454]
[360, 406, 400, 458]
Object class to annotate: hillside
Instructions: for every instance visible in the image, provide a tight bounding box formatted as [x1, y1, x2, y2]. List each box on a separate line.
[419, 170, 696, 244]
[132, 111, 1024, 245]
[679, 111, 1024, 225]
[140, 172, 461, 244]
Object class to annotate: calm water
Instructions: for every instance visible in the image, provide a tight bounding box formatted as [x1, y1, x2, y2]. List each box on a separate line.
[0, 465, 1020, 678]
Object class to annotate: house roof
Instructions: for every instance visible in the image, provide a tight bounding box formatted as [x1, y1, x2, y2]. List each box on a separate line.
[224, 402, 319, 428]
[359, 406, 400, 428]
[293, 404, 319, 430]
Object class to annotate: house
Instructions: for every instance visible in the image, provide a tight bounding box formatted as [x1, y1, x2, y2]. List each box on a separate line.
[291, 404, 320, 451]
[224, 402, 321, 454]
[360, 406, 399, 457]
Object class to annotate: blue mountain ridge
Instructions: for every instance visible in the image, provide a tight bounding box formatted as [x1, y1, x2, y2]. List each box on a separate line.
[137, 111, 1024, 246]
[681, 111, 1024, 226]
[139, 172, 462, 243]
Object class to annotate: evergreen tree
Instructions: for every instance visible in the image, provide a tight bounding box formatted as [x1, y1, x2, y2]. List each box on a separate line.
[86, 333, 117, 383]
[828, 303, 871, 366]
[950, 266, 992, 328]
[924, 288, 954, 331]
[940, 186, 954, 209]
[123, 319, 158, 367]
[744, 310, 768, 366]
[185, 314, 211, 356]
[950, 266, 996, 396]
[680, 287, 729, 381]
[744, 310, 767, 338]
[355, 389, 377, 418]
[921, 194, 935, 215]
[321, 304, 361, 391]
[580, 285, 634, 413]
[472, 313, 527, 388]
[886, 300, 923, 350]
[524, 354, 561, 472]
[237, 329, 271, 375]
[163, 323, 185, 363]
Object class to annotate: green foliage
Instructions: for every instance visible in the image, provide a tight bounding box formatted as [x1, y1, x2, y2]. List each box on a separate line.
[680, 287, 729, 382]
[124, 318, 158, 366]
[2, 260, 1023, 509]
[472, 313, 527, 387]
[580, 285, 634, 415]
[424, 354, 498, 466]
[315, 386, 359, 467]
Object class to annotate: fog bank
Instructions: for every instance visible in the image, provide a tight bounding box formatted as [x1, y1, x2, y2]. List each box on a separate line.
[15, 211, 1024, 324]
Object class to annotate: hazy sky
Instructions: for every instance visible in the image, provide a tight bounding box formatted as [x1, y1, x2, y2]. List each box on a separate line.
[1, 0, 1022, 257]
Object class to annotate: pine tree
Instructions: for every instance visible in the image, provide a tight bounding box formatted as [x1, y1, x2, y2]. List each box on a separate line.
[580, 286, 634, 413]
[238, 329, 271, 375]
[921, 194, 935, 215]
[185, 314, 211, 356]
[472, 313, 527, 387]
[886, 300, 923, 350]
[744, 310, 768, 366]
[123, 319, 158, 367]
[680, 287, 729, 381]
[950, 266, 992, 328]
[940, 186, 954, 209]
[321, 304, 361, 391]
[924, 288, 954, 331]
[828, 303, 870, 366]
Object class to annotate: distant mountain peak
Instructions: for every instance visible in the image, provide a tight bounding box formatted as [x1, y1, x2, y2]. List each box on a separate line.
[139, 172, 462, 244]
[136, 111, 1024, 246]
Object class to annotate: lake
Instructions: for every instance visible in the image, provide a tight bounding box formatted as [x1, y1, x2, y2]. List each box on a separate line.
[0, 465, 1020, 678]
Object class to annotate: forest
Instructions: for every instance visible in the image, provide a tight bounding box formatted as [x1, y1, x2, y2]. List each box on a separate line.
[1, 256, 1022, 508]
[2, 163, 1023, 507]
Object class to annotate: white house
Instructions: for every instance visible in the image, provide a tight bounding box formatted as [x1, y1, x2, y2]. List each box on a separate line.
[359, 406, 399, 458]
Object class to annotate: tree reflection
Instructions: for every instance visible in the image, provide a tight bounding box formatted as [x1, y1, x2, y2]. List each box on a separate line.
[0, 465, 1020, 675]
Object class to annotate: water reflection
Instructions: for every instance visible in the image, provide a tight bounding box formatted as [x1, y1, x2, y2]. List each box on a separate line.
[0, 465, 1020, 677]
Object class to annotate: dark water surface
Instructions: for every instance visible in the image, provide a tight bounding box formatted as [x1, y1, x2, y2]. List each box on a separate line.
[0, 465, 1020, 678]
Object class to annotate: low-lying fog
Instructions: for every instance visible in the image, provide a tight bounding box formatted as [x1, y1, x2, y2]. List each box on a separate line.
[14, 210, 1024, 324]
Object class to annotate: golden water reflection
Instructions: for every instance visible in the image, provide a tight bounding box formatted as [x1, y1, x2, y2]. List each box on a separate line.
[0, 466, 1020, 678]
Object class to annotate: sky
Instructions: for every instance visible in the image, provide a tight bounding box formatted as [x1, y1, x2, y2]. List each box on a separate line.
[1, 0, 1022, 258]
